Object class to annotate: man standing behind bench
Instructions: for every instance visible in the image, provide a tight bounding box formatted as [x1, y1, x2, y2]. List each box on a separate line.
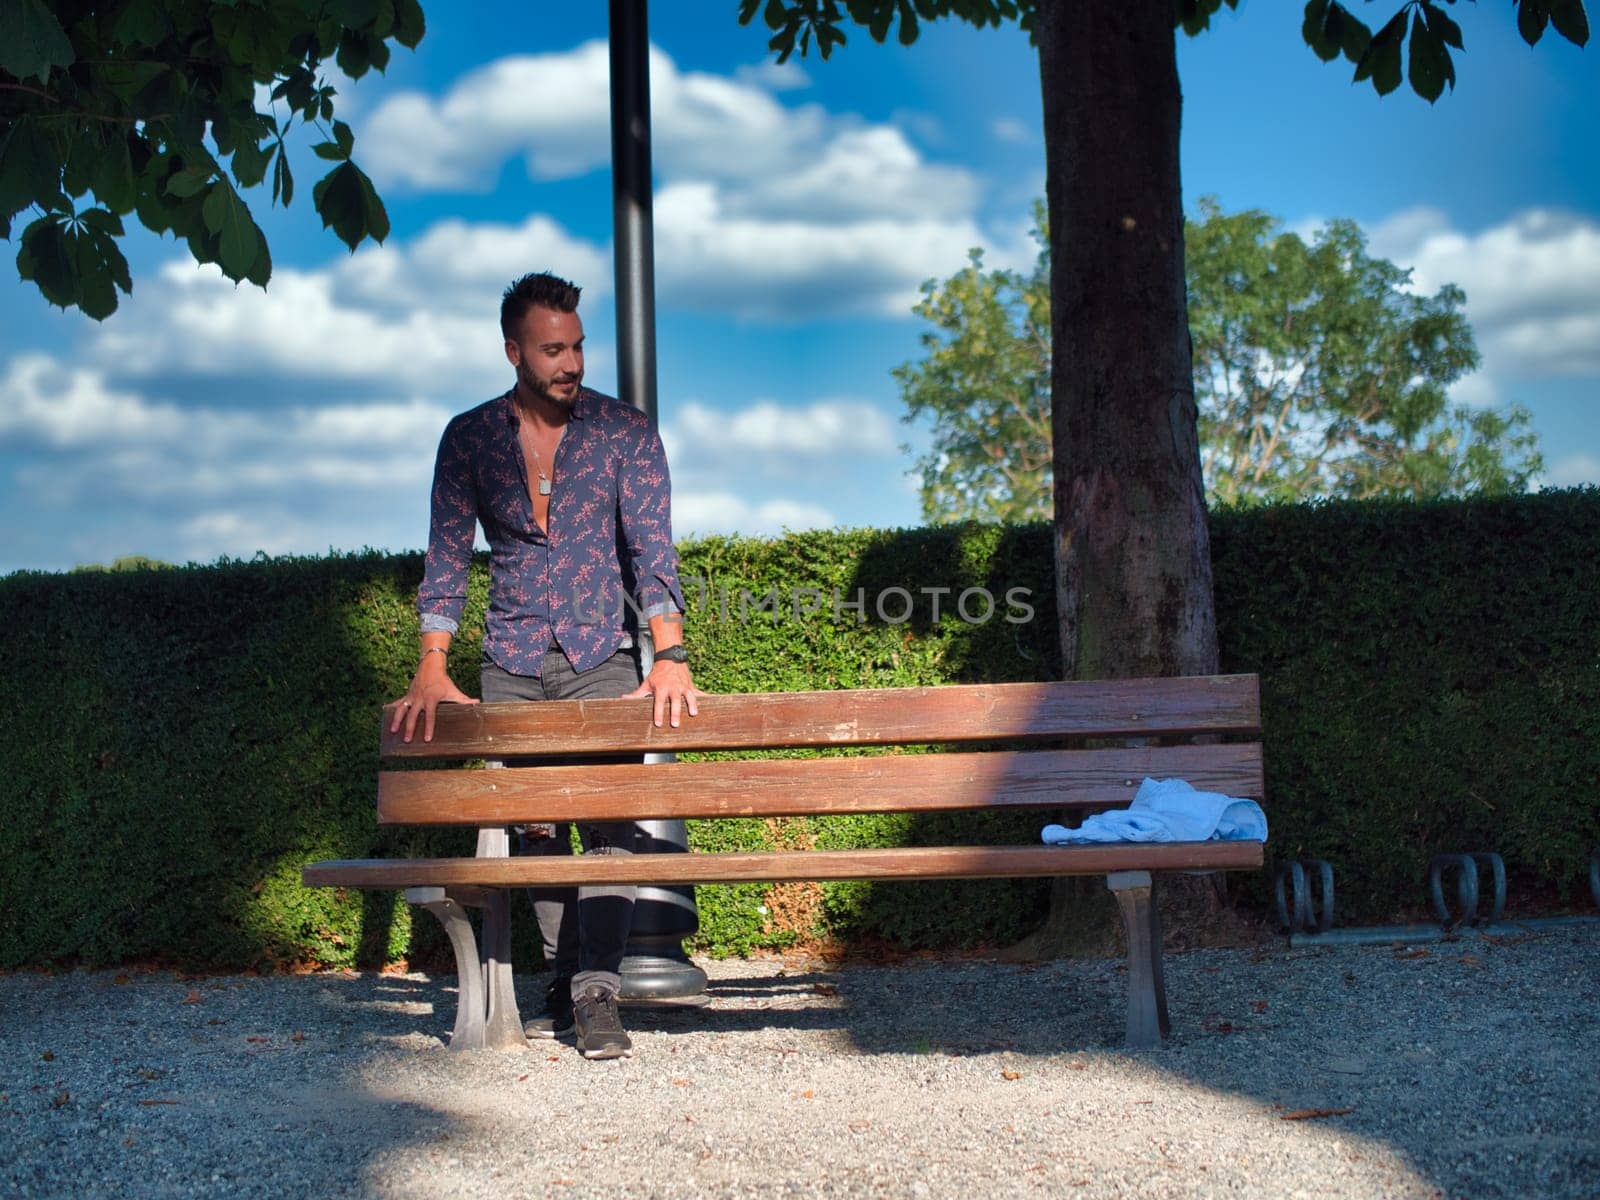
[391, 271, 701, 1060]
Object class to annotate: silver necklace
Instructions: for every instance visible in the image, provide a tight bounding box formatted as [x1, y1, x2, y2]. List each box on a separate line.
[527, 440, 553, 496]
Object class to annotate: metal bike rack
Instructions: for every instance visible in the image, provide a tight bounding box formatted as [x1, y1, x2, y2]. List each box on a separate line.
[1274, 858, 1335, 934]
[1429, 852, 1506, 930]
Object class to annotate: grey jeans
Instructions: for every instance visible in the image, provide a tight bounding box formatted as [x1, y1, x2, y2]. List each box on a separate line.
[481, 647, 643, 1000]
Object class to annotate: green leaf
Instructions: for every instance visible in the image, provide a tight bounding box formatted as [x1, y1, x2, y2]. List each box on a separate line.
[95, 228, 133, 296]
[166, 168, 213, 199]
[19, 217, 75, 308]
[111, 0, 176, 49]
[1407, 11, 1450, 102]
[272, 147, 295, 207]
[312, 141, 348, 161]
[1425, 3, 1464, 51]
[1336, 4, 1373, 63]
[245, 224, 272, 287]
[201, 180, 260, 279]
[329, 0, 381, 24]
[0, 117, 62, 219]
[896, 0, 920, 45]
[337, 30, 373, 77]
[332, 120, 355, 157]
[73, 226, 120, 320]
[1550, 0, 1590, 45]
[1518, 0, 1551, 45]
[91, 132, 137, 214]
[1354, 9, 1407, 91]
[230, 135, 274, 189]
[0, 0, 75, 84]
[393, 0, 426, 48]
[311, 160, 389, 251]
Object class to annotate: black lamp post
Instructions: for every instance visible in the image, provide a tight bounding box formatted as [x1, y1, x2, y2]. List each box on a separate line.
[609, 0, 708, 1003]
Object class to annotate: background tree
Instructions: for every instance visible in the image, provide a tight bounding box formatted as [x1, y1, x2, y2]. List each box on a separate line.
[744, 0, 1585, 956]
[1, 0, 422, 318]
[897, 217, 1051, 524]
[901, 199, 1543, 518]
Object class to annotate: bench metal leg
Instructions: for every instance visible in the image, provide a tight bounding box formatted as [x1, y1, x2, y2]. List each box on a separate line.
[1107, 870, 1170, 1049]
[407, 887, 488, 1050]
[479, 889, 527, 1048]
[474, 828, 526, 1049]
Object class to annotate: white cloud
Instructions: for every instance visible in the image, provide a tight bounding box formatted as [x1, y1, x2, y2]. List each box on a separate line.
[728, 126, 977, 222]
[362, 41, 833, 192]
[1369, 207, 1600, 379]
[663, 398, 898, 471]
[654, 181, 1006, 318]
[1, 353, 447, 561]
[0, 355, 185, 448]
[85, 209, 613, 397]
[991, 116, 1031, 144]
[673, 490, 837, 538]
[734, 58, 811, 91]
[1543, 453, 1600, 488]
[359, 43, 978, 223]
[1446, 373, 1500, 410]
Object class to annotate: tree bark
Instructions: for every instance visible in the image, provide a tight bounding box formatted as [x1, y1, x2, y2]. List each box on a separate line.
[1011, 0, 1221, 960]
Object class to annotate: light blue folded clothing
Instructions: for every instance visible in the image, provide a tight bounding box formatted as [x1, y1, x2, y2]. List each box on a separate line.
[1041, 777, 1267, 845]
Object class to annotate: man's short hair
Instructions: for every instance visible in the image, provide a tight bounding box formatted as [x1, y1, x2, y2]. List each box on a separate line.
[501, 273, 582, 339]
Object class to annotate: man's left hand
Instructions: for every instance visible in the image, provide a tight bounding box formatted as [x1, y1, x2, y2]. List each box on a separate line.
[624, 661, 702, 728]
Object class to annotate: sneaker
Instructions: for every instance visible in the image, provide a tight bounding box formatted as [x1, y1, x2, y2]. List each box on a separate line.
[573, 986, 634, 1060]
[523, 977, 575, 1039]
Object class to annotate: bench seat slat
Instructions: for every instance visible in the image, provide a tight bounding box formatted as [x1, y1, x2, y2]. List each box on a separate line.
[303, 841, 1263, 889]
[377, 743, 1265, 825]
[379, 675, 1261, 758]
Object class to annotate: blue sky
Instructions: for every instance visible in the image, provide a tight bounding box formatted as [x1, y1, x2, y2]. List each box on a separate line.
[2, 1, 1596, 572]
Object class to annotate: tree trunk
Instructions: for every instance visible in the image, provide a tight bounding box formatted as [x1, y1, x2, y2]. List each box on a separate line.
[1010, 0, 1221, 960]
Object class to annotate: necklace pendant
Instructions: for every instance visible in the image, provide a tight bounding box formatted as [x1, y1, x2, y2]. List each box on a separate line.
[538, 477, 552, 496]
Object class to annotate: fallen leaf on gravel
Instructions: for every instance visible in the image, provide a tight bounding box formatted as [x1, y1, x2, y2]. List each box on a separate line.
[291, 1032, 307, 1043]
[136, 1070, 160, 1081]
[52, 1093, 69, 1108]
[246, 1036, 268, 1044]
[114, 974, 131, 985]
[802, 1091, 814, 1099]
[518, 1075, 529, 1082]
[1280, 1107, 1354, 1121]
[1458, 955, 1480, 967]
[137, 1100, 180, 1107]
[547, 1056, 559, 1062]
[181, 990, 203, 1004]
[1001, 1070, 1022, 1081]
[40, 1051, 54, 1062]
[1394, 949, 1430, 960]
[207, 1018, 224, 1026]
[812, 983, 839, 997]
[672, 1079, 690, 1087]
[1132, 1100, 1152, 1105]
[849, 1121, 871, 1132]
[1251, 1000, 1269, 1013]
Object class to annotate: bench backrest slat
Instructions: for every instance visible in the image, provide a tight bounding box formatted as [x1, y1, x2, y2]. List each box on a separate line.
[377, 743, 1264, 825]
[378, 675, 1260, 758]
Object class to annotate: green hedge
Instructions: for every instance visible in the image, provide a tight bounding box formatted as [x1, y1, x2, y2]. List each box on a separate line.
[2, 490, 1596, 970]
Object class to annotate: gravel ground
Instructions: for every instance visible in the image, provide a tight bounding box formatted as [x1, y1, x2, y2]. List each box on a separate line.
[2, 926, 1596, 1200]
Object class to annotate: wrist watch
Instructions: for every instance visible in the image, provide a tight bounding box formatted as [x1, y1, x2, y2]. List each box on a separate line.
[654, 645, 689, 665]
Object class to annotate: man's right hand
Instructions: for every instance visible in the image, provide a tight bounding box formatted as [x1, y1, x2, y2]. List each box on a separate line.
[390, 665, 479, 743]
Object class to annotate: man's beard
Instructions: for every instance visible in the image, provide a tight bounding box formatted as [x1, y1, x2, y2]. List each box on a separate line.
[518, 362, 581, 408]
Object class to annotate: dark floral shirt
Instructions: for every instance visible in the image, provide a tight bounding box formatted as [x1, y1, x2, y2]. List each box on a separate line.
[418, 387, 685, 676]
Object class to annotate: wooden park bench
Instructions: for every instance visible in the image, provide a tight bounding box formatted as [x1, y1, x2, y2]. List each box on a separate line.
[303, 674, 1265, 1051]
